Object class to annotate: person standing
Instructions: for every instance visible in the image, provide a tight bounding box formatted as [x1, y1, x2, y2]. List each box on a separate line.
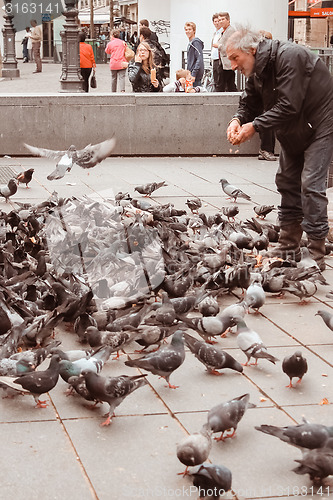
[30, 19, 42, 73]
[226, 27, 333, 270]
[218, 13, 237, 91]
[21, 27, 30, 63]
[139, 19, 159, 43]
[184, 22, 204, 87]
[105, 29, 127, 93]
[210, 13, 223, 92]
[79, 32, 96, 92]
[139, 26, 168, 81]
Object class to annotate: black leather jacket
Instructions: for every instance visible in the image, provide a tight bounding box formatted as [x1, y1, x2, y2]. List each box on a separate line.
[234, 39, 333, 153]
[128, 63, 162, 93]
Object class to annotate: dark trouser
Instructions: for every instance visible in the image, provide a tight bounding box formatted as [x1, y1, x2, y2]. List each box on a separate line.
[221, 69, 237, 91]
[259, 129, 275, 153]
[22, 43, 28, 61]
[81, 68, 92, 92]
[193, 75, 203, 87]
[212, 59, 223, 92]
[276, 132, 333, 239]
[32, 42, 42, 71]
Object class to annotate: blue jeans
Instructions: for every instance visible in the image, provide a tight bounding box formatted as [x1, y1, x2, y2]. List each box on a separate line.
[276, 131, 333, 239]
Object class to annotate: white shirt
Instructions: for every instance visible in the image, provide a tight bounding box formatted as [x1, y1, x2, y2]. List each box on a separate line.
[211, 27, 223, 60]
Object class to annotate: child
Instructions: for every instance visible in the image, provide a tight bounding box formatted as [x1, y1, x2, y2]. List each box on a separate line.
[163, 69, 206, 92]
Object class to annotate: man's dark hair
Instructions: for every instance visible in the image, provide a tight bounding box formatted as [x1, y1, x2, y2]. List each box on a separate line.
[79, 32, 86, 42]
[140, 26, 151, 40]
[140, 19, 149, 27]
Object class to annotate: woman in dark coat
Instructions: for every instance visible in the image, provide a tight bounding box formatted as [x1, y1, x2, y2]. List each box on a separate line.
[128, 42, 162, 92]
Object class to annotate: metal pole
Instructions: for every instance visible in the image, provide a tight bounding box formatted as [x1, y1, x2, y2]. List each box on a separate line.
[1, 0, 20, 78]
[60, 0, 84, 92]
[110, 0, 114, 31]
[90, 0, 94, 39]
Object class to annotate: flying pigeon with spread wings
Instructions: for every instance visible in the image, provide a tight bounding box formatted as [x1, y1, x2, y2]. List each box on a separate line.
[24, 136, 116, 181]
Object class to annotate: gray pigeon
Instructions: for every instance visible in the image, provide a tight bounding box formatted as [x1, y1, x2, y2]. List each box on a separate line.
[253, 204, 274, 219]
[293, 438, 333, 482]
[316, 310, 333, 332]
[281, 279, 317, 303]
[282, 351, 308, 388]
[222, 205, 239, 220]
[191, 463, 232, 499]
[236, 320, 279, 366]
[185, 198, 202, 214]
[125, 330, 185, 388]
[255, 422, 333, 452]
[176, 424, 212, 476]
[197, 295, 220, 317]
[219, 178, 251, 202]
[134, 181, 167, 197]
[183, 332, 243, 375]
[58, 345, 113, 383]
[0, 178, 17, 202]
[244, 280, 266, 312]
[81, 371, 148, 426]
[24, 137, 116, 180]
[207, 393, 255, 441]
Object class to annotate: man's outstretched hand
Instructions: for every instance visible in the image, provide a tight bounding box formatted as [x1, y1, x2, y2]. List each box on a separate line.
[227, 121, 256, 145]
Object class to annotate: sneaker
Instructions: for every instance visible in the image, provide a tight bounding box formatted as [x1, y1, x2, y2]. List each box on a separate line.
[258, 149, 277, 161]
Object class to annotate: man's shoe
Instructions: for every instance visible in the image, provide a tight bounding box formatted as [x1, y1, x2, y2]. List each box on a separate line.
[33, 70, 42, 73]
[258, 149, 277, 161]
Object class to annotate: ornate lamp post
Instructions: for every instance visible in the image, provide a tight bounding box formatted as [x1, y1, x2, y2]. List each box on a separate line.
[2, 0, 20, 78]
[60, 0, 84, 92]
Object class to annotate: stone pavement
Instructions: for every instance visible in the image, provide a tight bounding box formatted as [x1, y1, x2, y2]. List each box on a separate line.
[0, 155, 333, 500]
[0, 59, 138, 93]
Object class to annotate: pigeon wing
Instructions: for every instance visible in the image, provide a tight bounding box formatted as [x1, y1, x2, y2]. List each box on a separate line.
[75, 137, 116, 169]
[24, 143, 67, 160]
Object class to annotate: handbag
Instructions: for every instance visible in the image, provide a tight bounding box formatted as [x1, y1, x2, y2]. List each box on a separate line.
[124, 42, 135, 62]
[90, 69, 97, 89]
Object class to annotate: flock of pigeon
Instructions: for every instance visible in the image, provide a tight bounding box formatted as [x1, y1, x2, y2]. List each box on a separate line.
[0, 143, 333, 498]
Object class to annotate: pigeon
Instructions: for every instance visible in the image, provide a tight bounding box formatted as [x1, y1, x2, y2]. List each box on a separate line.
[0, 178, 17, 202]
[0, 358, 35, 377]
[13, 354, 61, 407]
[282, 351, 308, 388]
[154, 291, 176, 326]
[255, 422, 333, 452]
[293, 438, 333, 482]
[197, 295, 220, 317]
[24, 137, 116, 180]
[134, 181, 167, 197]
[281, 279, 317, 303]
[253, 205, 275, 219]
[222, 205, 239, 220]
[185, 198, 202, 214]
[219, 178, 251, 202]
[207, 393, 255, 441]
[316, 310, 333, 333]
[236, 320, 279, 366]
[176, 424, 213, 476]
[86, 327, 142, 358]
[58, 345, 113, 383]
[16, 168, 34, 188]
[244, 280, 266, 312]
[125, 330, 185, 388]
[183, 333, 243, 375]
[190, 463, 232, 499]
[81, 371, 148, 426]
